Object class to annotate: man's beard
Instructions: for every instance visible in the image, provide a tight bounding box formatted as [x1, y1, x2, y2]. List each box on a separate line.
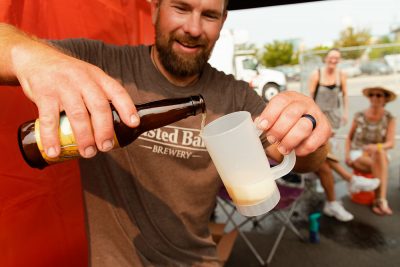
[155, 25, 213, 77]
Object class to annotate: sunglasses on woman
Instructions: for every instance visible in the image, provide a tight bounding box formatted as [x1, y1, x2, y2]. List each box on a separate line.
[368, 93, 385, 98]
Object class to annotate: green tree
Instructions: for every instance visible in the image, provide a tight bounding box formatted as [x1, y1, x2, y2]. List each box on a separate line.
[376, 35, 393, 44]
[261, 40, 295, 67]
[304, 45, 332, 61]
[309, 45, 331, 55]
[368, 35, 400, 60]
[290, 51, 299, 65]
[334, 26, 371, 59]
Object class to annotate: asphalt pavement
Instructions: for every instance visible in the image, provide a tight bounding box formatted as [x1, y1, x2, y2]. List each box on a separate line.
[214, 73, 400, 267]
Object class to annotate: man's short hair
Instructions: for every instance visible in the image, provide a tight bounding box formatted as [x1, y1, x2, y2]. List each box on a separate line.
[157, 0, 229, 10]
[224, 0, 230, 11]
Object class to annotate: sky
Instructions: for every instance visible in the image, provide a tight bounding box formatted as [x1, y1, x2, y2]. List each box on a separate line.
[223, 0, 400, 49]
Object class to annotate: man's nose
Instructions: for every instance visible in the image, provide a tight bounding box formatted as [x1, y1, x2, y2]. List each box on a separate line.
[182, 14, 202, 37]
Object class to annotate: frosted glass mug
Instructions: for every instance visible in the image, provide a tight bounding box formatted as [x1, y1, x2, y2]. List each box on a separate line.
[201, 111, 296, 217]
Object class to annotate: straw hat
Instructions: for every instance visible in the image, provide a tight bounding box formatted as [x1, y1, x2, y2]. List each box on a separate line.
[362, 86, 397, 103]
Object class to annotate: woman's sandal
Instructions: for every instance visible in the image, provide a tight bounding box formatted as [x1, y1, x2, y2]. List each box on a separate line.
[372, 199, 393, 216]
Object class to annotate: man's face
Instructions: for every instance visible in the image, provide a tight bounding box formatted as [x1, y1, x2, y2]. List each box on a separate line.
[154, 0, 226, 77]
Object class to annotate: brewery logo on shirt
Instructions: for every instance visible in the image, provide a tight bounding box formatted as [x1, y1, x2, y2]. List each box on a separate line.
[138, 126, 207, 159]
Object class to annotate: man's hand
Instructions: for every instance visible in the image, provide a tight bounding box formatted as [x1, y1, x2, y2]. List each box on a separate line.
[7, 30, 139, 158]
[255, 91, 331, 157]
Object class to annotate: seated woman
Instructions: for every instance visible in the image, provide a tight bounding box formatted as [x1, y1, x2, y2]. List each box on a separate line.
[345, 86, 397, 216]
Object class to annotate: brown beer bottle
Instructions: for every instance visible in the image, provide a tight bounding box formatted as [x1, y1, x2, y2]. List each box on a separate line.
[18, 95, 206, 169]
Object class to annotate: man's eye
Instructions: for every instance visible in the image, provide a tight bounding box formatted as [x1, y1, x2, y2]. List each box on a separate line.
[205, 14, 218, 20]
[174, 5, 188, 13]
[203, 13, 220, 20]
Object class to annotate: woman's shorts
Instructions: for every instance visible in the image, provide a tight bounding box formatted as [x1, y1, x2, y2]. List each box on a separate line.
[350, 149, 391, 162]
[350, 150, 363, 161]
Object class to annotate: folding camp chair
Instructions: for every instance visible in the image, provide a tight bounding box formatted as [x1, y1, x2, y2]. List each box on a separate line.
[216, 172, 307, 266]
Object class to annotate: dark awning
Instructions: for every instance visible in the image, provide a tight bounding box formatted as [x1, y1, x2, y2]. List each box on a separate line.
[227, 0, 326, 10]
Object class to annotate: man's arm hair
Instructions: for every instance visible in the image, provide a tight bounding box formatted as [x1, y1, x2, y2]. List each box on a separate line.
[0, 23, 23, 85]
[0, 23, 55, 86]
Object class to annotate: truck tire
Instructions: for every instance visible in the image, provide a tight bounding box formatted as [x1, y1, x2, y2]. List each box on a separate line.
[262, 83, 280, 102]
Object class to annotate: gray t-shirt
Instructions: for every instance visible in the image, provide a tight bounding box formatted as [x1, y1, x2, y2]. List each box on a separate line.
[52, 39, 266, 267]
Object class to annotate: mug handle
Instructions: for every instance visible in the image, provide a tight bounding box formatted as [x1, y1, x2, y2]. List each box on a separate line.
[270, 150, 296, 179]
[255, 124, 297, 180]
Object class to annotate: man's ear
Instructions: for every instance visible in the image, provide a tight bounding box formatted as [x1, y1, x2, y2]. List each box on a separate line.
[214, 11, 228, 42]
[222, 10, 228, 24]
[219, 10, 228, 33]
[150, 0, 160, 25]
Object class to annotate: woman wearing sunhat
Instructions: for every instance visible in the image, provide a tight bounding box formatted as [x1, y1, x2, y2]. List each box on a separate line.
[345, 86, 397, 215]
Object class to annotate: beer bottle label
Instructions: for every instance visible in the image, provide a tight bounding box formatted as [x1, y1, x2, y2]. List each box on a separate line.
[35, 117, 80, 163]
[35, 117, 120, 163]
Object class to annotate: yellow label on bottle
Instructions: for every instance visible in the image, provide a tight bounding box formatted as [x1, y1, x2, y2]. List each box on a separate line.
[35, 117, 80, 163]
[35, 117, 120, 164]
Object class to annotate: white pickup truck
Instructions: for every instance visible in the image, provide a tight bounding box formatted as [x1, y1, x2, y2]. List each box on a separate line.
[209, 30, 286, 101]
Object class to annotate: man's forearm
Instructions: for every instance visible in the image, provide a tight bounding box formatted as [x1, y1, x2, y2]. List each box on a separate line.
[0, 23, 25, 85]
[0, 23, 52, 86]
